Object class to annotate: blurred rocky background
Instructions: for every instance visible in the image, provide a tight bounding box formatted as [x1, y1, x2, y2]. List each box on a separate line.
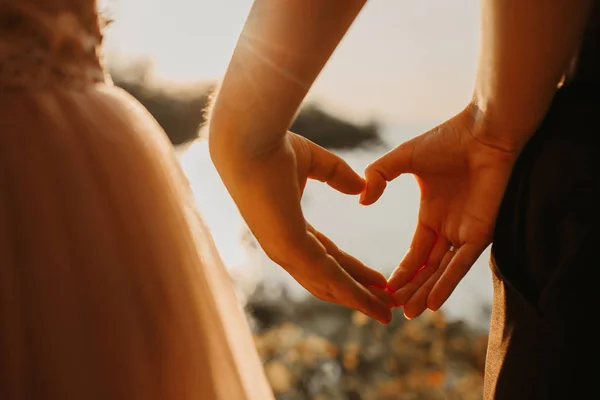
[110, 60, 385, 150]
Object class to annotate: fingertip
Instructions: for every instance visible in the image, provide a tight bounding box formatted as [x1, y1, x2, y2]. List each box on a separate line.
[359, 189, 376, 206]
[393, 285, 420, 309]
[312, 151, 366, 195]
[403, 293, 428, 320]
[362, 167, 386, 205]
[392, 291, 405, 308]
[404, 307, 424, 320]
[369, 183, 386, 204]
[348, 174, 367, 195]
[379, 309, 393, 325]
[356, 287, 394, 325]
[341, 161, 367, 192]
[365, 304, 392, 325]
[359, 191, 366, 205]
[377, 299, 394, 324]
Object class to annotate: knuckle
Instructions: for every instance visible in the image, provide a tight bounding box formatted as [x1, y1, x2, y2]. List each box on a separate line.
[364, 162, 378, 176]
[365, 162, 387, 180]
[314, 289, 336, 303]
[323, 159, 341, 181]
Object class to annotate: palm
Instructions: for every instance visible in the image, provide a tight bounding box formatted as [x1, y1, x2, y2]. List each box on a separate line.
[362, 111, 517, 318]
[417, 156, 500, 250]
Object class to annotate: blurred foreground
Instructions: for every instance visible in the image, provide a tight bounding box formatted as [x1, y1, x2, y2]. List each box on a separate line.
[246, 285, 487, 400]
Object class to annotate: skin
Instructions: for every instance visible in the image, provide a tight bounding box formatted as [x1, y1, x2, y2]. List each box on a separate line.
[209, 0, 592, 323]
[364, 0, 593, 319]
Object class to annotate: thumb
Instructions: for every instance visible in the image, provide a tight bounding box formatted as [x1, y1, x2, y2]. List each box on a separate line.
[360, 139, 416, 205]
[307, 140, 365, 194]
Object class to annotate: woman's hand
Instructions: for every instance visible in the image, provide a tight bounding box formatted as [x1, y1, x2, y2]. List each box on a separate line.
[210, 131, 393, 324]
[361, 107, 519, 319]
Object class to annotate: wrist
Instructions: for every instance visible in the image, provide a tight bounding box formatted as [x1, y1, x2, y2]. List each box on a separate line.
[465, 96, 544, 154]
[208, 102, 289, 166]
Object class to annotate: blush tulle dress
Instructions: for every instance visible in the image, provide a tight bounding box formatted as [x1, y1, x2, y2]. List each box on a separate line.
[0, 1, 273, 398]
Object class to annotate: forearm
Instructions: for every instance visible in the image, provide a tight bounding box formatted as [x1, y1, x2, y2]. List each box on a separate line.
[208, 0, 366, 157]
[471, 0, 592, 151]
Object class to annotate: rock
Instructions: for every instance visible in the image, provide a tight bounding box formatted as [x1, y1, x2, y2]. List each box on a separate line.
[109, 61, 385, 151]
[265, 360, 294, 393]
[297, 335, 338, 367]
[375, 378, 403, 399]
[341, 341, 361, 371]
[351, 310, 371, 327]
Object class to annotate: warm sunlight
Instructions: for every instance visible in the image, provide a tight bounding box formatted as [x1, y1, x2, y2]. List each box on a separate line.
[102, 0, 480, 123]
[102, 0, 252, 82]
[3, 1, 590, 398]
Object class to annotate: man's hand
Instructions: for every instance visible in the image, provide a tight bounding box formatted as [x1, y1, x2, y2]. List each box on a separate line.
[361, 108, 518, 319]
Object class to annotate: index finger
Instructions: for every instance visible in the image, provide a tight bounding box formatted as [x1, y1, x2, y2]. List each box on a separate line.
[302, 253, 393, 325]
[293, 231, 393, 324]
[312, 229, 388, 288]
[306, 139, 366, 195]
[333, 269, 392, 325]
[361, 139, 417, 205]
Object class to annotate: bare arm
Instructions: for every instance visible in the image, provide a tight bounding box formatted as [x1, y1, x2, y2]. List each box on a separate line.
[205, 0, 392, 324]
[472, 0, 592, 152]
[363, 0, 595, 318]
[208, 0, 366, 154]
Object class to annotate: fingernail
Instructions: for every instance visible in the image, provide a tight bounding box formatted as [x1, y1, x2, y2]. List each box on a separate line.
[427, 297, 440, 311]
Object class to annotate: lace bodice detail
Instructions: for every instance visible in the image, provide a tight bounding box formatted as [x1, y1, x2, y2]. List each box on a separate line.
[0, 0, 107, 89]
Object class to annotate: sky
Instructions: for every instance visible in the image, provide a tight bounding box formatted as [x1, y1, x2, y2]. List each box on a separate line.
[100, 0, 481, 125]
